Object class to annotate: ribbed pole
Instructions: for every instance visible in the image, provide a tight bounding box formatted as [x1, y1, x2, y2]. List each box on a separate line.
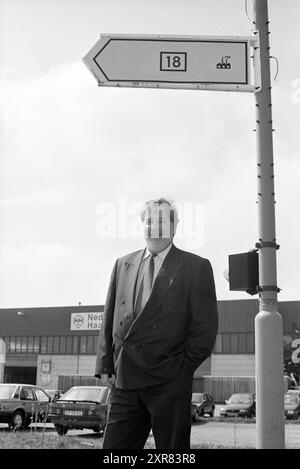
[254, 0, 285, 449]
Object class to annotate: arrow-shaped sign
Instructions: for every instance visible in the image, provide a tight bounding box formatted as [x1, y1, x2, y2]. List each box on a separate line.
[83, 33, 258, 92]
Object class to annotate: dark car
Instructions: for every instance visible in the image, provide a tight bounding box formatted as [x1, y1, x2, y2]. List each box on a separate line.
[48, 385, 110, 435]
[219, 393, 256, 418]
[0, 383, 51, 429]
[191, 392, 215, 421]
[284, 391, 300, 420]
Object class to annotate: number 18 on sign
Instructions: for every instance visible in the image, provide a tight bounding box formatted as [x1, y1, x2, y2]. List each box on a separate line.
[83, 33, 260, 92]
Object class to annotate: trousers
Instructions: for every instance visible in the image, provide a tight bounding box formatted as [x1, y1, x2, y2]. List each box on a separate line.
[102, 367, 193, 449]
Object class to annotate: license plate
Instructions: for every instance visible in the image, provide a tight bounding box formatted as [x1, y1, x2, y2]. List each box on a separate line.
[287, 411, 294, 414]
[64, 410, 83, 416]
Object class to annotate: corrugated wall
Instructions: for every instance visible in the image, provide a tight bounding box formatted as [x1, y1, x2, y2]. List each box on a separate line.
[0, 300, 299, 336]
[217, 300, 300, 335]
[212, 354, 255, 377]
[217, 300, 258, 333]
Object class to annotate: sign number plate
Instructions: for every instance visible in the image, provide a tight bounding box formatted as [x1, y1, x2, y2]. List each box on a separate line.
[160, 52, 187, 72]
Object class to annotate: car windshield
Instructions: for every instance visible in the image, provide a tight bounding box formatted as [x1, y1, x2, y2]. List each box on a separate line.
[0, 385, 17, 399]
[285, 394, 299, 404]
[228, 394, 253, 404]
[192, 394, 204, 403]
[59, 387, 103, 402]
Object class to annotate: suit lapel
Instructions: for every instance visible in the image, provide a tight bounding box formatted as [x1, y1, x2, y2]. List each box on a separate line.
[123, 248, 146, 311]
[125, 244, 182, 338]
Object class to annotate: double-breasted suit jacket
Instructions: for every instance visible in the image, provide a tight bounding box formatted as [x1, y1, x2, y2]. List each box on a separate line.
[95, 244, 218, 389]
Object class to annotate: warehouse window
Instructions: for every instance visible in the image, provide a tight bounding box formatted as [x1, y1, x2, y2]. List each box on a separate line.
[213, 334, 222, 353]
[8, 337, 16, 352]
[222, 334, 231, 353]
[47, 336, 54, 353]
[246, 333, 255, 353]
[80, 336, 87, 354]
[66, 336, 73, 354]
[41, 337, 47, 353]
[87, 336, 94, 354]
[59, 336, 66, 354]
[238, 333, 247, 353]
[73, 336, 79, 354]
[27, 337, 34, 352]
[21, 336, 27, 352]
[214, 333, 255, 354]
[33, 336, 40, 352]
[15, 337, 22, 352]
[4, 334, 99, 355]
[5, 336, 40, 353]
[93, 336, 99, 354]
[53, 337, 60, 354]
[230, 334, 239, 353]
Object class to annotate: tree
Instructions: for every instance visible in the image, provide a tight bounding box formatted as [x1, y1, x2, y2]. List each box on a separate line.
[283, 322, 300, 385]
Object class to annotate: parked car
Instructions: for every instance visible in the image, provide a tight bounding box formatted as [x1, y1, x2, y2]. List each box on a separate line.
[48, 385, 110, 435]
[191, 392, 215, 421]
[0, 383, 51, 429]
[219, 393, 256, 418]
[44, 389, 64, 402]
[284, 392, 300, 420]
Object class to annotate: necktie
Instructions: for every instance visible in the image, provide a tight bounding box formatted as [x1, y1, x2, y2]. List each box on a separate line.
[134, 253, 157, 318]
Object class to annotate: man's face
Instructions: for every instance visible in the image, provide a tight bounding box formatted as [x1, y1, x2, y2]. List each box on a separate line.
[143, 203, 176, 253]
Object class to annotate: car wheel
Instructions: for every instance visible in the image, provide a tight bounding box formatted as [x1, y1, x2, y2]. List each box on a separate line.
[55, 424, 69, 436]
[10, 411, 25, 430]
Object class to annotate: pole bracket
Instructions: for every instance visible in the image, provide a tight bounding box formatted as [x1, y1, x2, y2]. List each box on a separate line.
[257, 285, 281, 293]
[255, 241, 280, 250]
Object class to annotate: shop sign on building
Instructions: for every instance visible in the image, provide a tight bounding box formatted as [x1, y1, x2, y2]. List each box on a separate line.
[70, 312, 103, 331]
[41, 359, 51, 385]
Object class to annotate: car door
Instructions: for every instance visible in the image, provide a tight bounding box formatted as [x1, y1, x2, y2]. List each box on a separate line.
[34, 388, 51, 422]
[20, 386, 36, 421]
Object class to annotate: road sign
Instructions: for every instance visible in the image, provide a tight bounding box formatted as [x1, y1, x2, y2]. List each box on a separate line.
[83, 33, 259, 92]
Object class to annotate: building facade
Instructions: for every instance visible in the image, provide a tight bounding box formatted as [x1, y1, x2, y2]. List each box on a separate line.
[0, 300, 299, 395]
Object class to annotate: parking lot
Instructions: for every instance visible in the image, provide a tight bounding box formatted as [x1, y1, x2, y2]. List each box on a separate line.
[1, 407, 300, 449]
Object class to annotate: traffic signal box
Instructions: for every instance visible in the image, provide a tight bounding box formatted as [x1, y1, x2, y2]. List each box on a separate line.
[229, 251, 259, 295]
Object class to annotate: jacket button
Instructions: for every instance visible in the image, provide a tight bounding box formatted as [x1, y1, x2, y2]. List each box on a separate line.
[153, 324, 157, 329]
[121, 298, 125, 304]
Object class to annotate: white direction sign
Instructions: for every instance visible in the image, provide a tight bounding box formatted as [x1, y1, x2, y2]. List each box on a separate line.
[83, 34, 259, 92]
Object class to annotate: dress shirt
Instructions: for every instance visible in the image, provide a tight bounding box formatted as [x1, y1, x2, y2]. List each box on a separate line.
[134, 242, 173, 310]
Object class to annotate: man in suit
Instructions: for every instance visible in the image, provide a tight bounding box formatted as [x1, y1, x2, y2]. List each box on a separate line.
[95, 197, 218, 449]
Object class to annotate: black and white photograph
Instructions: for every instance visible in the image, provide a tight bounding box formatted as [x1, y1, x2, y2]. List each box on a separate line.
[0, 0, 300, 453]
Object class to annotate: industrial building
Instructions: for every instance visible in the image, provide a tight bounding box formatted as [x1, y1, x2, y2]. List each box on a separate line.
[0, 300, 299, 400]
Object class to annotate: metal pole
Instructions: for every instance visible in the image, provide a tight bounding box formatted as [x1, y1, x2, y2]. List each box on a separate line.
[254, 0, 285, 449]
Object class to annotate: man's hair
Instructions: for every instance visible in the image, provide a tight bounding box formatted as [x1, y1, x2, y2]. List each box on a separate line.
[140, 197, 179, 227]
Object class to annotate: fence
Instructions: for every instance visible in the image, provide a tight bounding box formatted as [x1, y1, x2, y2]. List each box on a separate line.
[193, 375, 291, 403]
[58, 374, 100, 392]
[59, 374, 291, 403]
